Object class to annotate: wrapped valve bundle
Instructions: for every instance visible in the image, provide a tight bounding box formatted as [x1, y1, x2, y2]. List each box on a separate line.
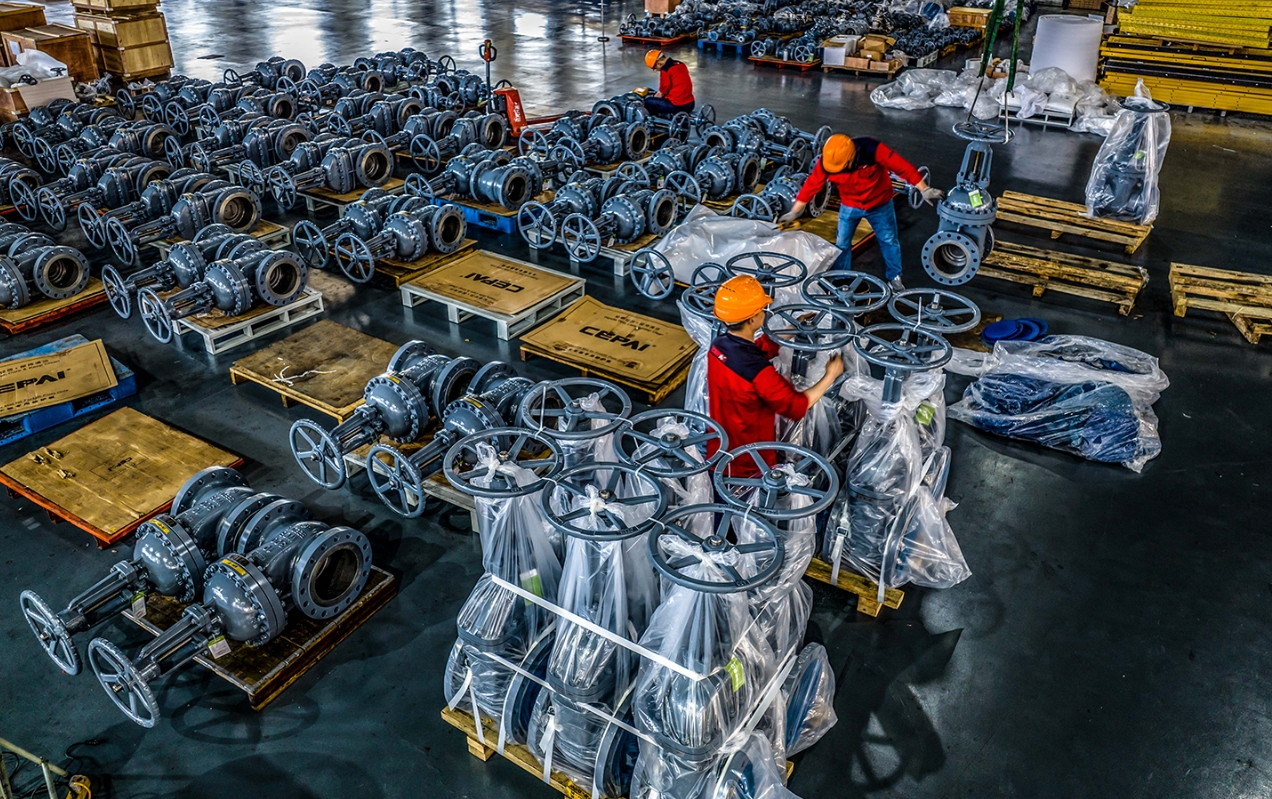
[1085, 80, 1171, 226]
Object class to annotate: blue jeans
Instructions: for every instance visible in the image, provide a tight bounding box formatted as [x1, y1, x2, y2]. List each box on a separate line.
[644, 96, 694, 118]
[831, 201, 903, 281]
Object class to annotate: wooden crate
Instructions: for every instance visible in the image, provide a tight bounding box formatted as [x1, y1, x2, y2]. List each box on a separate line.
[71, 0, 158, 14]
[995, 191, 1152, 254]
[805, 557, 904, 617]
[96, 39, 171, 78]
[0, 278, 105, 333]
[2, 24, 98, 81]
[948, 6, 991, 28]
[0, 407, 243, 546]
[0, 74, 75, 122]
[125, 567, 396, 711]
[74, 10, 166, 48]
[228, 319, 399, 421]
[980, 240, 1149, 316]
[0, 2, 45, 33]
[1170, 262, 1272, 345]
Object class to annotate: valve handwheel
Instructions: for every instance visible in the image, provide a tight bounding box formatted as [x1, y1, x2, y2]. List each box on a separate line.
[679, 283, 719, 321]
[289, 419, 348, 489]
[267, 168, 298, 211]
[853, 322, 953, 372]
[11, 123, 34, 158]
[33, 137, 58, 175]
[238, 162, 267, 199]
[712, 441, 840, 520]
[630, 249, 675, 300]
[518, 129, 550, 158]
[327, 113, 352, 137]
[691, 262, 727, 287]
[276, 75, 298, 97]
[725, 251, 807, 290]
[762, 303, 857, 352]
[140, 93, 164, 122]
[366, 444, 425, 518]
[78, 206, 107, 250]
[19, 590, 80, 674]
[443, 427, 561, 498]
[887, 288, 981, 333]
[517, 201, 557, 249]
[729, 194, 773, 221]
[408, 134, 443, 173]
[223, 67, 243, 86]
[519, 377, 632, 441]
[404, 172, 434, 200]
[101, 264, 132, 318]
[9, 179, 39, 223]
[648, 503, 784, 593]
[909, 165, 931, 210]
[88, 638, 159, 728]
[116, 90, 136, 119]
[540, 462, 667, 540]
[800, 269, 891, 315]
[333, 233, 376, 284]
[662, 170, 701, 219]
[163, 134, 185, 168]
[36, 188, 66, 231]
[616, 162, 650, 187]
[137, 288, 174, 343]
[615, 409, 728, 478]
[163, 102, 189, 137]
[106, 217, 137, 265]
[292, 220, 330, 268]
[560, 213, 602, 263]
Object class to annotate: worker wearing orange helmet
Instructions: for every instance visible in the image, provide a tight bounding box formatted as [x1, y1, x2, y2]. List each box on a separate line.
[779, 134, 943, 290]
[642, 49, 695, 119]
[706, 275, 844, 476]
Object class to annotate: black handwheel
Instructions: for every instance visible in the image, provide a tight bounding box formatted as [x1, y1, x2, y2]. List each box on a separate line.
[800, 270, 891, 315]
[615, 409, 728, 478]
[101, 264, 132, 318]
[78, 205, 108, 250]
[560, 213, 602, 263]
[518, 377, 632, 441]
[712, 441, 840, 520]
[691, 262, 727, 287]
[292, 220, 330, 268]
[442, 427, 562, 498]
[408, 134, 443, 173]
[517, 201, 556, 249]
[333, 233, 376, 283]
[36, 188, 65, 231]
[887, 288, 980, 333]
[138, 287, 174, 343]
[729, 194, 774, 221]
[648, 503, 783, 593]
[105, 217, 137, 265]
[33, 137, 58, 174]
[762, 303, 857, 352]
[366, 444, 425, 518]
[630, 249, 675, 300]
[289, 419, 348, 489]
[725, 251, 806, 289]
[9, 179, 39, 223]
[853, 322, 953, 373]
[540, 462, 667, 540]
[404, 172, 434, 199]
[267, 168, 298, 210]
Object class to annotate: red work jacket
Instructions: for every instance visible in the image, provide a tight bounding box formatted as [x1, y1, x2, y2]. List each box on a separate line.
[659, 60, 694, 106]
[796, 137, 923, 211]
[707, 332, 808, 477]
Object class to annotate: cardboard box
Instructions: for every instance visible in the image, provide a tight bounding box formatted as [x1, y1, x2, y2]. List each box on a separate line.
[75, 10, 166, 48]
[0, 339, 116, 417]
[96, 38, 171, 76]
[821, 35, 859, 67]
[0, 2, 44, 33]
[0, 74, 75, 122]
[644, 0, 680, 13]
[2, 23, 97, 80]
[859, 34, 894, 56]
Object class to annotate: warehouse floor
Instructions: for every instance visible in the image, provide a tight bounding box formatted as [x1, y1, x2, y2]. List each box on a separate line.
[3, 0, 1270, 797]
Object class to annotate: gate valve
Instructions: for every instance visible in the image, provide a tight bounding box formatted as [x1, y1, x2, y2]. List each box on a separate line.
[100, 224, 241, 318]
[295, 78, 347, 112]
[106, 182, 262, 264]
[693, 151, 761, 199]
[516, 173, 606, 248]
[724, 251, 807, 294]
[333, 202, 468, 283]
[269, 138, 393, 210]
[0, 229, 91, 309]
[921, 123, 1008, 286]
[35, 156, 173, 232]
[561, 186, 677, 262]
[49, 119, 129, 175]
[78, 169, 216, 248]
[291, 186, 415, 268]
[518, 377, 632, 469]
[107, 121, 179, 160]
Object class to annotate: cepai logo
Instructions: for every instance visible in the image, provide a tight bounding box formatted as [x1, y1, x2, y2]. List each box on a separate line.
[0, 370, 67, 394]
[462, 272, 523, 293]
[579, 327, 651, 351]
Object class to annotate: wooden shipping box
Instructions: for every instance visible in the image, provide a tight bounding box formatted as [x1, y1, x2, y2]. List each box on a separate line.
[0, 75, 76, 122]
[0, 2, 44, 33]
[96, 38, 171, 77]
[75, 10, 166, 48]
[2, 23, 97, 80]
[71, 0, 157, 13]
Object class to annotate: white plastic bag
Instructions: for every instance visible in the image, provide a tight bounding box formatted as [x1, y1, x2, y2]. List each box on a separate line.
[14, 50, 68, 79]
[869, 69, 958, 111]
[1084, 79, 1171, 224]
[678, 298, 717, 418]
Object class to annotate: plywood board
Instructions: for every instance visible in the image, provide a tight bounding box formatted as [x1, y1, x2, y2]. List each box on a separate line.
[0, 338, 116, 416]
[412, 250, 581, 316]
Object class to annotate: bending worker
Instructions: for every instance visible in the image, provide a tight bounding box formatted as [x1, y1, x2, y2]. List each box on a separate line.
[642, 50, 694, 118]
[708, 275, 843, 475]
[779, 133, 943, 291]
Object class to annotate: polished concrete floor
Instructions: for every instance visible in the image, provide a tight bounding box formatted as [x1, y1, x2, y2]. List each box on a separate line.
[3, 1, 1271, 797]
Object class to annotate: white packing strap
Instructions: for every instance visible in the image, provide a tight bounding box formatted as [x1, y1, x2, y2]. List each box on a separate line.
[446, 663, 473, 712]
[830, 532, 845, 588]
[713, 647, 799, 797]
[540, 716, 556, 784]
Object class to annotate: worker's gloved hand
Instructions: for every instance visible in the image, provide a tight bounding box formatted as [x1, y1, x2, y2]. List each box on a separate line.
[824, 353, 845, 381]
[778, 209, 801, 225]
[921, 187, 946, 205]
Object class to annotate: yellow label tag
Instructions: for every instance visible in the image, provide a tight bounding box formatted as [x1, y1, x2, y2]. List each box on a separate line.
[969, 190, 984, 209]
[220, 559, 248, 576]
[152, 520, 171, 535]
[725, 656, 745, 692]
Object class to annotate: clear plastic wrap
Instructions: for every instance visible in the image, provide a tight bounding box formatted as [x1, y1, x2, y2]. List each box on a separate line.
[772, 342, 845, 458]
[1084, 79, 1172, 224]
[870, 69, 959, 111]
[753, 580, 812, 664]
[622, 416, 716, 535]
[707, 733, 800, 799]
[527, 690, 640, 799]
[878, 446, 971, 590]
[782, 643, 838, 757]
[679, 298, 717, 418]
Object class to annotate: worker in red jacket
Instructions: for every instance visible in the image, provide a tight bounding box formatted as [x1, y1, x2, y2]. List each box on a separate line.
[643, 50, 694, 118]
[780, 134, 943, 290]
[707, 275, 843, 476]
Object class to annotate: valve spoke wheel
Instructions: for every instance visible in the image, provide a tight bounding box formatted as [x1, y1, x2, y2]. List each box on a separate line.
[729, 193, 774, 221]
[518, 128, 550, 158]
[19, 590, 80, 674]
[667, 111, 691, 141]
[106, 217, 138, 265]
[800, 269, 891, 315]
[663, 170, 701, 220]
[517, 201, 556, 249]
[223, 67, 243, 86]
[560, 213, 602, 263]
[443, 427, 562, 499]
[163, 103, 190, 137]
[9, 179, 39, 223]
[55, 143, 81, 175]
[276, 75, 298, 97]
[289, 419, 348, 489]
[519, 377, 632, 441]
[690, 262, 727, 287]
[267, 168, 298, 211]
[791, 43, 815, 63]
[366, 444, 425, 518]
[292, 220, 330, 268]
[679, 283, 719, 321]
[237, 161, 266, 198]
[713, 441, 840, 520]
[163, 134, 185, 168]
[361, 129, 388, 148]
[138, 287, 174, 343]
[333, 233, 376, 283]
[78, 205, 108, 250]
[404, 172, 434, 200]
[10, 123, 36, 158]
[408, 134, 443, 173]
[327, 114, 352, 137]
[888, 288, 980, 333]
[88, 638, 159, 728]
[909, 165, 931, 210]
[630, 249, 675, 300]
[615, 409, 728, 478]
[541, 462, 668, 540]
[762, 303, 857, 352]
[33, 137, 58, 174]
[101, 264, 132, 318]
[811, 124, 832, 152]
[648, 503, 783, 593]
[853, 322, 953, 373]
[198, 104, 221, 128]
[140, 93, 164, 122]
[116, 90, 136, 119]
[437, 55, 457, 74]
[36, 188, 65, 231]
[615, 161, 650, 187]
[724, 251, 806, 289]
[953, 118, 1014, 144]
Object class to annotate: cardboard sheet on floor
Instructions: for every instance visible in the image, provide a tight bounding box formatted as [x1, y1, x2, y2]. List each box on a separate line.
[0, 407, 241, 544]
[520, 296, 697, 385]
[0, 338, 117, 416]
[412, 251, 580, 316]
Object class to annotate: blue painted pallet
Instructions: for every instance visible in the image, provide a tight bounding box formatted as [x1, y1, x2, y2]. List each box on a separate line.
[698, 38, 751, 55]
[0, 335, 138, 447]
[429, 197, 518, 234]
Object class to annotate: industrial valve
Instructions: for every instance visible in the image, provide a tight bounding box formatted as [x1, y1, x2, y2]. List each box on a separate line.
[223, 57, 307, 92]
[87, 514, 372, 727]
[405, 112, 509, 173]
[693, 151, 761, 199]
[78, 169, 220, 251]
[8, 102, 115, 160]
[550, 118, 651, 168]
[331, 90, 389, 122]
[99, 224, 248, 318]
[0, 225, 92, 309]
[725, 251, 808, 296]
[295, 76, 350, 112]
[367, 362, 539, 517]
[291, 186, 422, 268]
[265, 136, 394, 210]
[516, 171, 633, 249]
[8, 151, 124, 223]
[25, 115, 127, 176]
[136, 243, 309, 343]
[289, 345, 476, 490]
[104, 181, 263, 265]
[646, 104, 716, 142]
[34, 155, 173, 232]
[18, 467, 255, 675]
[332, 201, 468, 282]
[1, 158, 46, 220]
[646, 139, 719, 180]
[327, 95, 425, 138]
[748, 107, 832, 151]
[204, 118, 314, 193]
[514, 112, 588, 159]
[729, 168, 829, 221]
[518, 377, 632, 469]
[184, 115, 270, 169]
[406, 147, 534, 211]
[330, 67, 387, 96]
[560, 185, 679, 262]
[107, 121, 181, 162]
[920, 122, 1008, 286]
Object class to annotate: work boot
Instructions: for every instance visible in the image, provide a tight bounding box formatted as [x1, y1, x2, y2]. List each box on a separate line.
[889, 276, 905, 292]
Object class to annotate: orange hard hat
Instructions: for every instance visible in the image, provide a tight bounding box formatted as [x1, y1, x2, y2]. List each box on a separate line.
[821, 134, 855, 173]
[645, 49, 664, 69]
[714, 275, 773, 324]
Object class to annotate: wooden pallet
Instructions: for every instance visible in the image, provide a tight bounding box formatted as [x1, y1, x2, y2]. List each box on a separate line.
[149, 220, 292, 259]
[0, 407, 242, 547]
[995, 191, 1152, 254]
[1169, 262, 1272, 344]
[749, 55, 822, 71]
[804, 557, 904, 618]
[619, 32, 692, 46]
[822, 61, 902, 78]
[228, 320, 398, 421]
[979, 240, 1148, 316]
[125, 566, 395, 710]
[400, 250, 585, 340]
[345, 438, 478, 530]
[171, 288, 325, 355]
[302, 177, 406, 217]
[0, 280, 106, 334]
[520, 343, 692, 404]
[377, 239, 477, 288]
[569, 230, 659, 276]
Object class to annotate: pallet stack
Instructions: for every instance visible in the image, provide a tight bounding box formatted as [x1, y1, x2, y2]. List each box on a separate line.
[1100, 0, 1272, 115]
[72, 0, 172, 83]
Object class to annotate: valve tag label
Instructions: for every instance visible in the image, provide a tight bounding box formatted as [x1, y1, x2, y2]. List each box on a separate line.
[131, 591, 146, 619]
[725, 656, 745, 692]
[221, 559, 248, 577]
[520, 569, 543, 603]
[207, 635, 231, 659]
[969, 190, 984, 209]
[916, 402, 935, 426]
[152, 519, 171, 536]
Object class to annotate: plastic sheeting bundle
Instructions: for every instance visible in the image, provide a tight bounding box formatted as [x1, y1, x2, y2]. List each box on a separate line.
[1084, 79, 1171, 224]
